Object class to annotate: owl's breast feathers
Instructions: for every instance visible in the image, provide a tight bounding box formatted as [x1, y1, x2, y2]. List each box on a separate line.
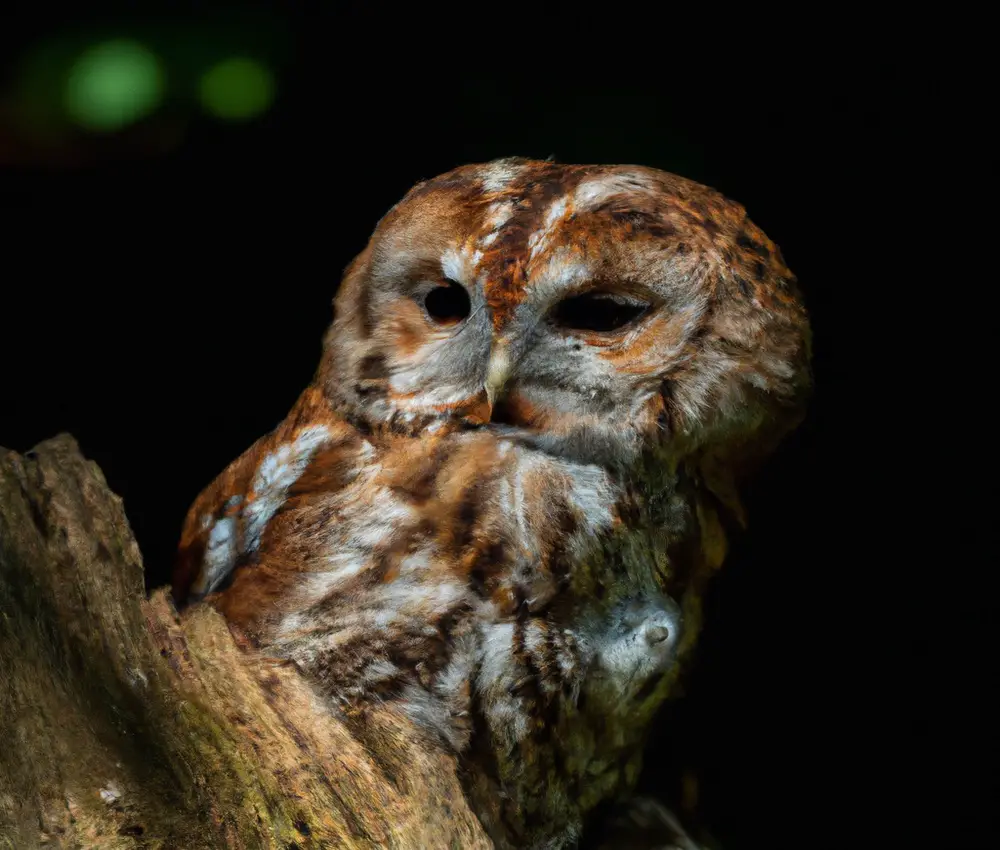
[173, 383, 631, 649]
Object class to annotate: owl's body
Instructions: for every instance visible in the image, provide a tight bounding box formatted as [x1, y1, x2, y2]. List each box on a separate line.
[174, 159, 810, 848]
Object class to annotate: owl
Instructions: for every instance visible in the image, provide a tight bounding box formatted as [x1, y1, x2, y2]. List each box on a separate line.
[172, 157, 811, 849]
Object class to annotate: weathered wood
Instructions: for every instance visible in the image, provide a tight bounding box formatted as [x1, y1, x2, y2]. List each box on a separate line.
[0, 435, 492, 849]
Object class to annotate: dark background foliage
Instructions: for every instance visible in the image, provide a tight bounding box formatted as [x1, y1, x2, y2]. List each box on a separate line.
[1, 7, 980, 849]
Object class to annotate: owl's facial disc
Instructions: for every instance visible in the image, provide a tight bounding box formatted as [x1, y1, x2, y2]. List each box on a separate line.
[326, 157, 809, 468]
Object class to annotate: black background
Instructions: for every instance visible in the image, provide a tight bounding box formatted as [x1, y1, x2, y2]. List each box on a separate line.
[1, 7, 982, 849]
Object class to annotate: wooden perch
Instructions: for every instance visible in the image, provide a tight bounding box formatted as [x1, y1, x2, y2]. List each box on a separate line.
[0, 435, 493, 849]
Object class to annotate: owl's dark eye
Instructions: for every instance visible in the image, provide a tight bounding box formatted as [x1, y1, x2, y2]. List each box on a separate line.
[550, 291, 650, 333]
[424, 279, 471, 325]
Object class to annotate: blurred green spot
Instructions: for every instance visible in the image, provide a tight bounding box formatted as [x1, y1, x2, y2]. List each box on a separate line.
[64, 40, 164, 131]
[198, 58, 275, 121]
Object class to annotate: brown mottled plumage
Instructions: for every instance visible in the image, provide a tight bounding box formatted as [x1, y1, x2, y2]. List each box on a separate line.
[173, 158, 811, 849]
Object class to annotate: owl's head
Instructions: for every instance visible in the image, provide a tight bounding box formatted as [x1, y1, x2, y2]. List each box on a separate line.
[322, 157, 810, 496]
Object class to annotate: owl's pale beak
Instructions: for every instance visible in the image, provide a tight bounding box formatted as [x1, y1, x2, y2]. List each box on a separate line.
[484, 340, 512, 407]
[460, 341, 510, 425]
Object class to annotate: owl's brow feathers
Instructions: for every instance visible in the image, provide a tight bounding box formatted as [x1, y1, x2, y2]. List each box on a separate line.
[386, 157, 797, 332]
[386, 160, 659, 333]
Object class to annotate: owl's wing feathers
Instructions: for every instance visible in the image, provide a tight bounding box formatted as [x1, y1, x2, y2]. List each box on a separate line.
[172, 387, 347, 606]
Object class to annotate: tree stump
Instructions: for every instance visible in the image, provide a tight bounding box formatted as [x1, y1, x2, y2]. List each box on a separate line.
[0, 435, 492, 849]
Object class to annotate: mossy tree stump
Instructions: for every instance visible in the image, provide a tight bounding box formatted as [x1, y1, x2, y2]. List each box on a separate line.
[0, 435, 492, 849]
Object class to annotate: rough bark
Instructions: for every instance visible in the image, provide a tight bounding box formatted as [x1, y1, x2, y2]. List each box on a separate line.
[0, 435, 492, 850]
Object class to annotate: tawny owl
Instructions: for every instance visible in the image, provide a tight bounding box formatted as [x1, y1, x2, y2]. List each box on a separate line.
[173, 157, 811, 849]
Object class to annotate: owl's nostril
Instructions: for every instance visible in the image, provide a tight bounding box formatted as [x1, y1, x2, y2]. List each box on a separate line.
[645, 624, 671, 645]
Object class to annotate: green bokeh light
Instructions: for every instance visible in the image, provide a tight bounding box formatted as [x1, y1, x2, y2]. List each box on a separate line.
[64, 39, 164, 132]
[198, 58, 275, 121]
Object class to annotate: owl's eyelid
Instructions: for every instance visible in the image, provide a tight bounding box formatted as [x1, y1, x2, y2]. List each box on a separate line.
[409, 276, 474, 306]
[590, 292, 650, 308]
[411, 276, 456, 292]
[565, 283, 658, 309]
